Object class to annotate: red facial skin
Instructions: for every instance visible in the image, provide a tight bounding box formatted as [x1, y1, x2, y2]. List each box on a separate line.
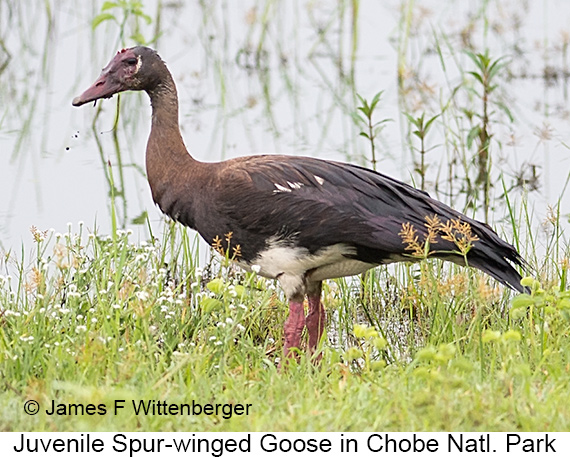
[72, 48, 139, 106]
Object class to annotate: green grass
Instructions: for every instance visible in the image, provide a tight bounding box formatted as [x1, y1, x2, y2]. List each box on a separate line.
[0, 217, 569, 431]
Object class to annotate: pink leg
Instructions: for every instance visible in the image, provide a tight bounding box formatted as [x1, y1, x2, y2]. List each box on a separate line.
[306, 282, 325, 355]
[283, 300, 306, 359]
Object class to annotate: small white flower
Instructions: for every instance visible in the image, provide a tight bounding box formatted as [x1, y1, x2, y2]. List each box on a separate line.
[135, 291, 149, 301]
[217, 322, 226, 328]
[75, 325, 87, 333]
[225, 317, 233, 324]
[236, 324, 245, 332]
[91, 318, 97, 323]
[209, 336, 217, 341]
[251, 264, 261, 274]
[135, 254, 148, 263]
[77, 314, 84, 321]
[214, 341, 222, 346]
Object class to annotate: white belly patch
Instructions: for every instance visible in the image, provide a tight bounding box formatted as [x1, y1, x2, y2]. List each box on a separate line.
[243, 240, 378, 298]
[251, 240, 376, 280]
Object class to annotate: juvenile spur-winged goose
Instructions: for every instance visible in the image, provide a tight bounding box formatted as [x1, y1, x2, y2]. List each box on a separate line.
[73, 47, 526, 359]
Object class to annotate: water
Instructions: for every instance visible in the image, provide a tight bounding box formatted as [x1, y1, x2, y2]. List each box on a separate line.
[1, 0, 569, 258]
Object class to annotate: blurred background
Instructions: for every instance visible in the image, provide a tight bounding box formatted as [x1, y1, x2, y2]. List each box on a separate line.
[1, 0, 568, 260]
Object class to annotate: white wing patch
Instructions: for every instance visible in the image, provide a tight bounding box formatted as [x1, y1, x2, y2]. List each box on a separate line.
[273, 181, 305, 193]
[273, 183, 292, 193]
[314, 175, 325, 185]
[287, 181, 304, 190]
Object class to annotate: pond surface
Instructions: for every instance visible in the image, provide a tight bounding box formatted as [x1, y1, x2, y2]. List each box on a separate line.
[1, 0, 569, 260]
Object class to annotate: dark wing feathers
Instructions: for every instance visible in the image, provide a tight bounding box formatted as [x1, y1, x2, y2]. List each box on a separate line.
[208, 155, 526, 292]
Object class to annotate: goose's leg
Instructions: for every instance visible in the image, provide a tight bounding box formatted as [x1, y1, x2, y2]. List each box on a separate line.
[306, 281, 325, 357]
[283, 299, 306, 359]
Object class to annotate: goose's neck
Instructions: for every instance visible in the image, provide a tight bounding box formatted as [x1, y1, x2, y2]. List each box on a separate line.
[145, 66, 200, 168]
[145, 71, 200, 222]
[147, 76, 185, 153]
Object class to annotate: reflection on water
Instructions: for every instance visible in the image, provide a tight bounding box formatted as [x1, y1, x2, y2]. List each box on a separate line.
[0, 0, 569, 256]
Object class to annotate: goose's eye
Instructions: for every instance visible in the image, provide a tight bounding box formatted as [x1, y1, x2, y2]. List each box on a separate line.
[125, 58, 137, 65]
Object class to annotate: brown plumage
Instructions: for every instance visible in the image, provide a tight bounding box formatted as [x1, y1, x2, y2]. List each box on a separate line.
[73, 47, 527, 360]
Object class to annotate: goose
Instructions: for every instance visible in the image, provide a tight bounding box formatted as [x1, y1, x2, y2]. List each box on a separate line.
[73, 47, 526, 360]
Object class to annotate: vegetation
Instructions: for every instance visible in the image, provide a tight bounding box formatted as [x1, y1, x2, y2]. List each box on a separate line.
[1, 0, 569, 432]
[0, 203, 569, 431]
